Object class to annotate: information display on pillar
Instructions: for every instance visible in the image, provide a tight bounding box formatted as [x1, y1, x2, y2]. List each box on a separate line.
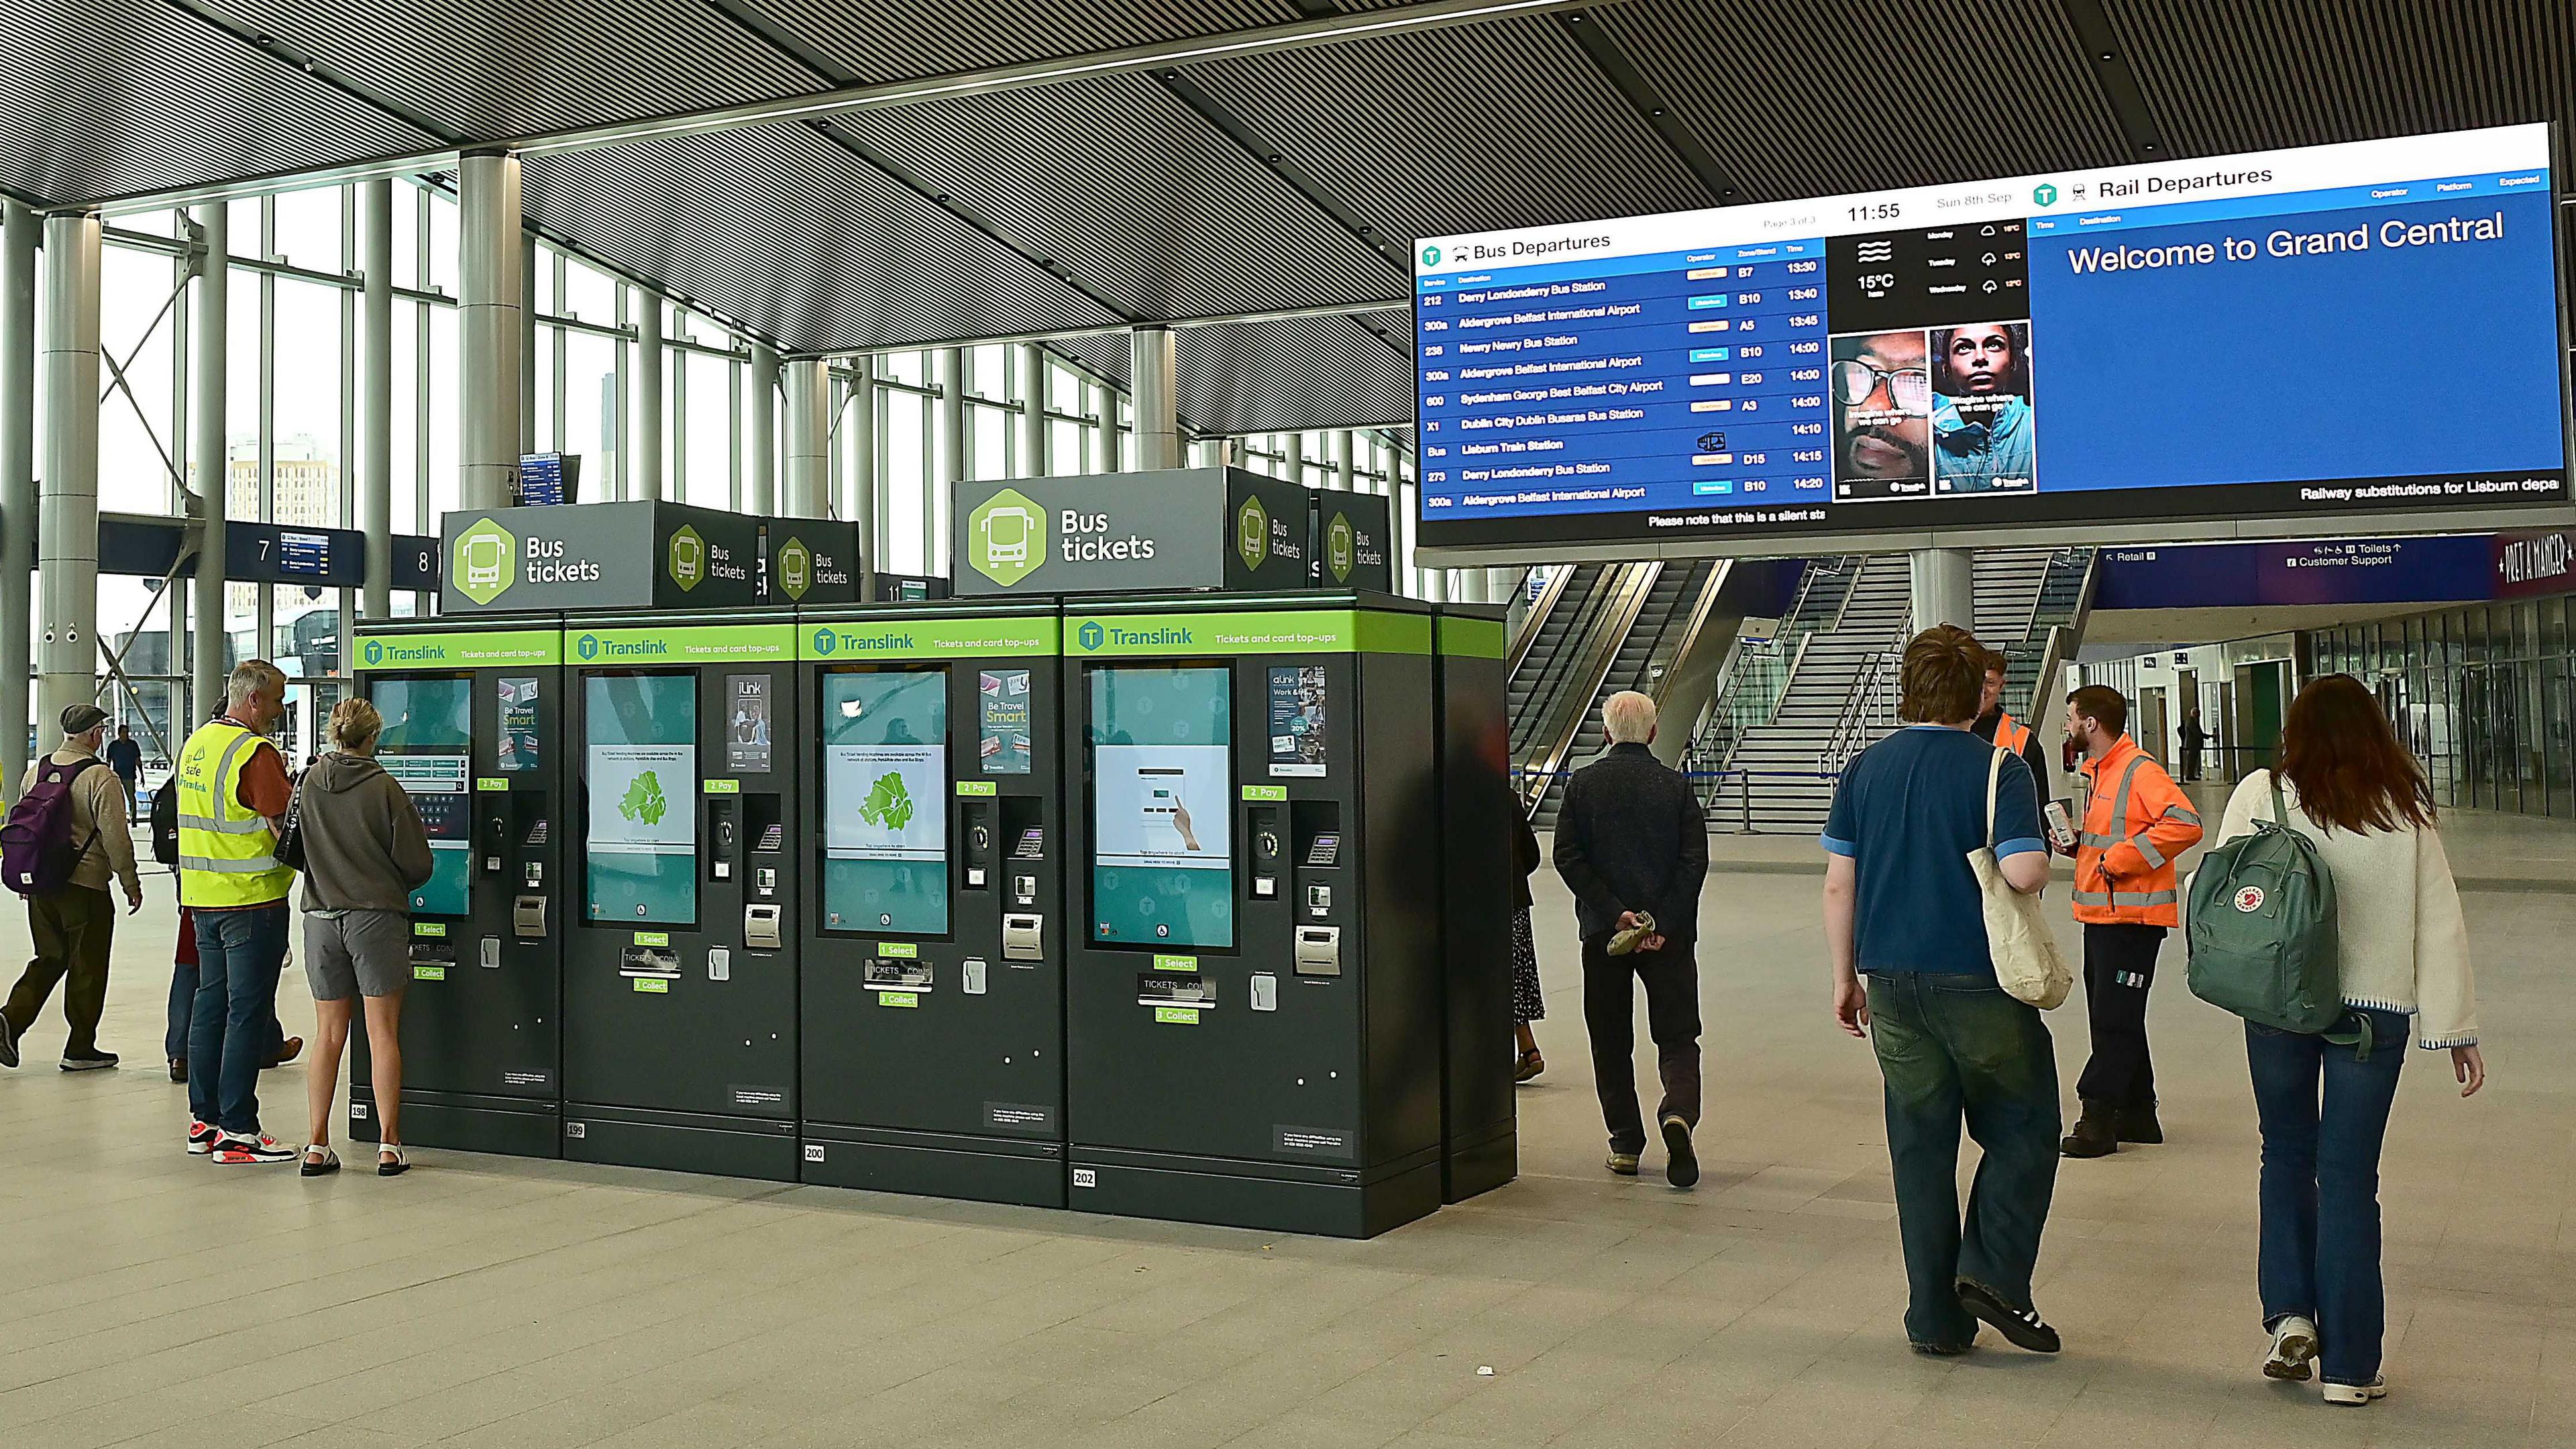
[584, 673, 697, 925]
[1087, 667, 1234, 949]
[1413, 124, 2567, 553]
[820, 669, 950, 936]
[372, 675, 473, 917]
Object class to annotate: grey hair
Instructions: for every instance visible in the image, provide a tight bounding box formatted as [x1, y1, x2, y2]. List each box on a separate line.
[1603, 690, 1658, 745]
[226, 659, 285, 709]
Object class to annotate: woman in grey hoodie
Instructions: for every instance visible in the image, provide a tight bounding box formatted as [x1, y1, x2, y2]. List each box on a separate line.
[296, 699, 435, 1177]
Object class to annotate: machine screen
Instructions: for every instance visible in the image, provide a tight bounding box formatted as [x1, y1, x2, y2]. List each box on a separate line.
[584, 672, 697, 926]
[371, 675, 472, 916]
[821, 669, 949, 935]
[1088, 666, 1234, 949]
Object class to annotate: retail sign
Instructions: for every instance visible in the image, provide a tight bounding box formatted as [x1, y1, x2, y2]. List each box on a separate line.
[440, 502, 763, 615]
[2094, 535, 2498, 610]
[2494, 529, 2576, 597]
[951, 468, 1311, 597]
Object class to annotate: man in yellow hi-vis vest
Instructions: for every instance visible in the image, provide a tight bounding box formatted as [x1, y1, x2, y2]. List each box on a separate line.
[178, 661, 301, 1164]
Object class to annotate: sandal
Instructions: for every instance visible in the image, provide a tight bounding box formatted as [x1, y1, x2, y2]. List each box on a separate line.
[301, 1145, 340, 1177]
[377, 1144, 410, 1178]
[1514, 1049, 1546, 1083]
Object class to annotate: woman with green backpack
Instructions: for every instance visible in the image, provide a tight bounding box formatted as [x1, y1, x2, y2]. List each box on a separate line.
[2206, 674, 2483, 1407]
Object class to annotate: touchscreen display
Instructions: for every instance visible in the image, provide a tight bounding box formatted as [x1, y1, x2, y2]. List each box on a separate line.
[585, 673, 696, 926]
[370, 676, 472, 916]
[1089, 666, 1232, 949]
[821, 669, 949, 935]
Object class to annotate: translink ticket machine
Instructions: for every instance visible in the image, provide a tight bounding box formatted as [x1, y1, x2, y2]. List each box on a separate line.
[561, 613, 803, 1180]
[349, 619, 568, 1157]
[1060, 593, 1448, 1238]
[795, 603, 1067, 1205]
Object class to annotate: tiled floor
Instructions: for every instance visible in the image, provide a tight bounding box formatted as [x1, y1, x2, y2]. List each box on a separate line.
[0, 809, 2567, 1448]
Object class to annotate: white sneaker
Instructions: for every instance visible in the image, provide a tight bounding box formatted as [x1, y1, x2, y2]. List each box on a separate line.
[2322, 1376, 2387, 1406]
[2264, 1315, 2320, 1381]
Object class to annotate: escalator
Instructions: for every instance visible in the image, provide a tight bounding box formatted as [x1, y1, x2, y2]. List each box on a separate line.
[1532, 561, 1716, 830]
[1507, 563, 1613, 778]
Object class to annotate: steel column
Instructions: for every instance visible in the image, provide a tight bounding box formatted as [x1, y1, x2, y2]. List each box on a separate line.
[782, 358, 830, 519]
[635, 291, 664, 500]
[1017, 341, 1046, 476]
[37, 213, 102, 735]
[934, 347, 965, 576]
[746, 343, 779, 515]
[361, 180, 394, 621]
[847, 358, 877, 592]
[0, 202, 35, 798]
[458, 152, 524, 512]
[191, 205, 228, 721]
[1910, 547, 1975, 633]
[1128, 325, 1180, 470]
[1089, 380, 1117, 472]
[1332, 430, 1355, 490]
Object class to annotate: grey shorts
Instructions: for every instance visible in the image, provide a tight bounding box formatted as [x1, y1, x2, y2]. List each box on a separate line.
[303, 910, 412, 1000]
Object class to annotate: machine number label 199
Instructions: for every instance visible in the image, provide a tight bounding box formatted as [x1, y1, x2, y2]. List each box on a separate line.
[1154, 1007, 1199, 1026]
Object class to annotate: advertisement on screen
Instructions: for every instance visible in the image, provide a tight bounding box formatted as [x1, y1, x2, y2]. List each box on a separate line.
[584, 674, 697, 925]
[822, 672, 949, 935]
[1412, 124, 2568, 552]
[1089, 667, 1234, 949]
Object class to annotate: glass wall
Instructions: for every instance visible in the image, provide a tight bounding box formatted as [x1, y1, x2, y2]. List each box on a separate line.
[29, 174, 1430, 761]
[2308, 598, 2576, 818]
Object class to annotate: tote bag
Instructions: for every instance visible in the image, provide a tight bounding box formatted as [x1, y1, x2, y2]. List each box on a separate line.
[1968, 746, 2071, 1009]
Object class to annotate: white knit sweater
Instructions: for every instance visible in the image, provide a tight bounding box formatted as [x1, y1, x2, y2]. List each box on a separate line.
[2208, 770, 2477, 1049]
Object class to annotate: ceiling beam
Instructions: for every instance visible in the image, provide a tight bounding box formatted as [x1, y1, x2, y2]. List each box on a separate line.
[1554, 10, 1739, 202]
[2053, 0, 2168, 158]
[66, 0, 1623, 213]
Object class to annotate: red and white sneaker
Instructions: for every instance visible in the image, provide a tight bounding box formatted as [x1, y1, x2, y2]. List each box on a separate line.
[186, 1120, 220, 1155]
[211, 1132, 296, 1165]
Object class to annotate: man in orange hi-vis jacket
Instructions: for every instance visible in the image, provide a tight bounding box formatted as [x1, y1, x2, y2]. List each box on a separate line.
[2060, 684, 2203, 1159]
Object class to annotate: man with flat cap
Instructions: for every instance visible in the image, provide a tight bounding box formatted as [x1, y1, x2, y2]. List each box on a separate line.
[1, 703, 143, 1071]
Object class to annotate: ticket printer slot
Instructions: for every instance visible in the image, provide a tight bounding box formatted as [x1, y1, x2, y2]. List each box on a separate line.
[744, 904, 784, 951]
[1295, 926, 1342, 977]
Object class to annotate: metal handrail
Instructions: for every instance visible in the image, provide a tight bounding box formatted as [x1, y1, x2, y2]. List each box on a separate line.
[1505, 564, 1577, 680]
[1817, 641, 1901, 774]
[1519, 561, 1662, 816]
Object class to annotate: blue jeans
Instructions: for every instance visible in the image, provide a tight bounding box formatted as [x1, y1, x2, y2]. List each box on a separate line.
[167, 961, 281, 1062]
[2246, 1008, 2410, 1387]
[188, 903, 289, 1136]
[1867, 973, 2062, 1348]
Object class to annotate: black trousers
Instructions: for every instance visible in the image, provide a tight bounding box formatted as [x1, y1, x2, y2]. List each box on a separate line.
[8, 885, 117, 1057]
[2076, 922, 2165, 1111]
[1580, 936, 1701, 1154]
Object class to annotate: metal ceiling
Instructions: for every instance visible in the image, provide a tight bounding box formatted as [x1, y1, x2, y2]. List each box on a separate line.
[4, 0, 2567, 433]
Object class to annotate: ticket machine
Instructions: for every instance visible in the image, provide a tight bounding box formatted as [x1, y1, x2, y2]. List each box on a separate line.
[1060, 593, 1446, 1238]
[795, 603, 1067, 1205]
[349, 619, 567, 1157]
[560, 613, 803, 1179]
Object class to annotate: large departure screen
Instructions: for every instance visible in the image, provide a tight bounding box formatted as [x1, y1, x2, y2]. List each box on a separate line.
[820, 669, 949, 936]
[1089, 667, 1234, 950]
[1413, 124, 2566, 551]
[585, 673, 696, 926]
[371, 676, 471, 917]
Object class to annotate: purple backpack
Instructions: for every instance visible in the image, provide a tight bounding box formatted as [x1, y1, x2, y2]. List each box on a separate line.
[2, 757, 103, 896]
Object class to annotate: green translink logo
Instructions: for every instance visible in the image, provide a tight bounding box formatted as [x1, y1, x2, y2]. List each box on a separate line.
[574, 633, 669, 661]
[1075, 621, 1194, 651]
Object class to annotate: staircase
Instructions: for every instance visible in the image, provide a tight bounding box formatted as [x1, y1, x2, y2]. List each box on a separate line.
[1532, 560, 1716, 831]
[1713, 555, 1913, 835]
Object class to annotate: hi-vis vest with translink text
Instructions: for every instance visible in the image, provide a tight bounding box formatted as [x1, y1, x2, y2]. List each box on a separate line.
[176, 720, 294, 908]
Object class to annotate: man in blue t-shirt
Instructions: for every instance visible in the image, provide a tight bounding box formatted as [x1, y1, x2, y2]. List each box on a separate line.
[1821, 625, 2063, 1358]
